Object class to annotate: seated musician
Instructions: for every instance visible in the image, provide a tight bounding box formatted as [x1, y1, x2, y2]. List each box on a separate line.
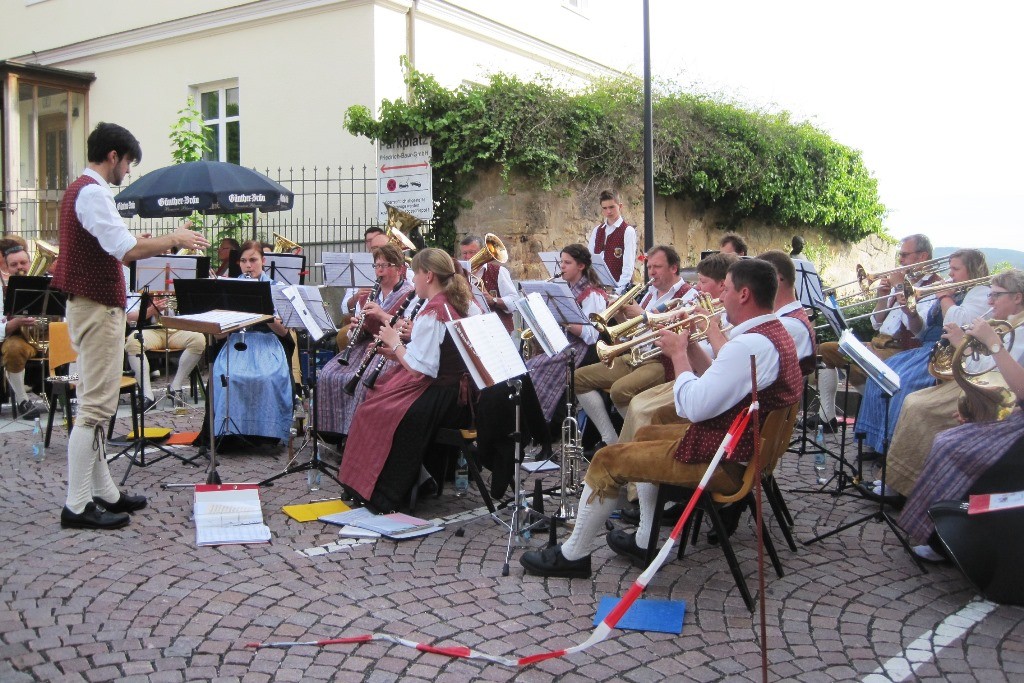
[757, 250, 816, 376]
[459, 235, 517, 331]
[811, 234, 942, 433]
[521, 259, 803, 578]
[524, 243, 607, 435]
[856, 248, 990, 459]
[317, 244, 416, 444]
[0, 244, 45, 419]
[124, 292, 206, 412]
[339, 248, 474, 512]
[0, 235, 28, 290]
[575, 245, 696, 448]
[213, 238, 240, 278]
[718, 232, 749, 256]
[897, 291, 1024, 562]
[886, 269, 1024, 503]
[194, 241, 294, 450]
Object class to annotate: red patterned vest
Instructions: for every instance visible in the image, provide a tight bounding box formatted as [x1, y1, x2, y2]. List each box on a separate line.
[52, 174, 127, 308]
[673, 318, 803, 464]
[593, 221, 630, 281]
[480, 262, 514, 332]
[781, 305, 818, 375]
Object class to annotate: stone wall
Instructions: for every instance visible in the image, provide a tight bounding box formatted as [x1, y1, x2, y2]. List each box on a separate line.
[455, 168, 896, 289]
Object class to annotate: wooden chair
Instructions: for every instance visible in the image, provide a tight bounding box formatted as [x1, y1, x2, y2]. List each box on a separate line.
[643, 403, 800, 612]
[44, 322, 139, 447]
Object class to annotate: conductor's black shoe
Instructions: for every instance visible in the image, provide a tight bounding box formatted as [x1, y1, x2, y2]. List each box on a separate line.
[60, 502, 130, 530]
[520, 545, 591, 579]
[94, 492, 147, 514]
[607, 529, 648, 566]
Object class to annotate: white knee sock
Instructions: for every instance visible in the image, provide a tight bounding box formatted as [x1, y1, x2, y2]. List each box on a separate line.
[560, 483, 618, 561]
[127, 354, 152, 400]
[634, 483, 660, 549]
[66, 424, 118, 511]
[817, 368, 838, 422]
[576, 391, 619, 445]
[171, 350, 202, 391]
[8, 370, 29, 403]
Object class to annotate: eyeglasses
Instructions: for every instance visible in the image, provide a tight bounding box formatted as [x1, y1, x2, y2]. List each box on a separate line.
[373, 263, 397, 270]
[898, 250, 922, 259]
[987, 291, 1015, 300]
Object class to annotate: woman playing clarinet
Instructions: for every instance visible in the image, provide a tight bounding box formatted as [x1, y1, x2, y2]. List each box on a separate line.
[339, 248, 473, 512]
[317, 244, 417, 443]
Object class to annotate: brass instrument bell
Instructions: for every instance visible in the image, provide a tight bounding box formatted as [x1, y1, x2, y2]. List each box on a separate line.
[28, 239, 59, 276]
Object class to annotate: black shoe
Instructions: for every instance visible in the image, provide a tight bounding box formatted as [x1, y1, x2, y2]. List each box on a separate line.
[520, 545, 592, 579]
[94, 492, 147, 514]
[706, 504, 744, 545]
[607, 529, 648, 566]
[619, 505, 641, 525]
[857, 448, 883, 463]
[856, 482, 905, 507]
[61, 502, 130, 530]
[18, 399, 43, 420]
[799, 414, 839, 434]
[136, 396, 157, 413]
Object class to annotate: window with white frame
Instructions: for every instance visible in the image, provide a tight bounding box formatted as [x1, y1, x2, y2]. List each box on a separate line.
[198, 83, 240, 164]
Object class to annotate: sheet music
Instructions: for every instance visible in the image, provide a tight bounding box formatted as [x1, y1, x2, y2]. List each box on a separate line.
[172, 310, 268, 331]
[590, 253, 618, 289]
[517, 292, 570, 357]
[273, 285, 336, 341]
[518, 281, 590, 325]
[446, 313, 528, 390]
[134, 255, 206, 293]
[838, 329, 900, 395]
[537, 251, 562, 279]
[263, 253, 305, 285]
[322, 252, 375, 288]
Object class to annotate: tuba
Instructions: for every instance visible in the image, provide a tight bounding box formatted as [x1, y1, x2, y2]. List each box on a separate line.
[272, 232, 301, 253]
[384, 204, 420, 258]
[28, 239, 59, 276]
[467, 233, 508, 292]
[951, 312, 1024, 423]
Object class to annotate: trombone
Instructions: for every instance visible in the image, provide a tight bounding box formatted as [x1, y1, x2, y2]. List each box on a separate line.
[840, 274, 993, 324]
[825, 256, 951, 301]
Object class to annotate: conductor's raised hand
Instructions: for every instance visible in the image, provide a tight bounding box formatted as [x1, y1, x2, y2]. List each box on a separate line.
[170, 223, 210, 252]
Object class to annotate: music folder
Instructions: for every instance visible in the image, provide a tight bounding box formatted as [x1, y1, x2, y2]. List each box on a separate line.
[446, 312, 527, 390]
[838, 329, 900, 396]
[516, 292, 570, 358]
[272, 284, 338, 342]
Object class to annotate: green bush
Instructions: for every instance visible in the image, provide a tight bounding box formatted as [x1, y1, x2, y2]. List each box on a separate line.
[344, 61, 888, 249]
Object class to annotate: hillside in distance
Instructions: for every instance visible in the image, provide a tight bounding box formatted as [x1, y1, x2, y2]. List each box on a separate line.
[934, 246, 1024, 271]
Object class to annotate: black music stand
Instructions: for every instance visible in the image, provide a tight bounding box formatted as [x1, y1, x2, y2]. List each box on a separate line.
[163, 278, 275, 486]
[802, 333, 926, 572]
[130, 254, 210, 292]
[6, 276, 67, 392]
[264, 253, 306, 285]
[259, 284, 338, 489]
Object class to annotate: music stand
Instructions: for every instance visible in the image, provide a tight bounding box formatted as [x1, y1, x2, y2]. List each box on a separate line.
[264, 253, 306, 285]
[537, 252, 562, 280]
[321, 252, 375, 288]
[590, 253, 618, 291]
[446, 312, 534, 576]
[259, 284, 339, 489]
[130, 254, 210, 293]
[803, 331, 926, 572]
[6, 276, 67, 392]
[162, 278, 275, 486]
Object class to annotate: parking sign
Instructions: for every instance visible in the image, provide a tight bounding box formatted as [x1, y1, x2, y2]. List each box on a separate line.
[377, 136, 433, 221]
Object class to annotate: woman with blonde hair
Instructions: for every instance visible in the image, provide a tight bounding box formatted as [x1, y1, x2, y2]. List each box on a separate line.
[339, 248, 474, 511]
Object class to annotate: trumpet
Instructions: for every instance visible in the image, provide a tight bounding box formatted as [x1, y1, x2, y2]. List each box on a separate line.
[557, 356, 584, 521]
[596, 306, 722, 369]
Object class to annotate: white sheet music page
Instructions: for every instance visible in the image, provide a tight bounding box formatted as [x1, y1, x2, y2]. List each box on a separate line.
[518, 292, 570, 357]
[173, 310, 267, 331]
[280, 285, 326, 341]
[446, 313, 527, 389]
[590, 253, 618, 290]
[838, 329, 900, 395]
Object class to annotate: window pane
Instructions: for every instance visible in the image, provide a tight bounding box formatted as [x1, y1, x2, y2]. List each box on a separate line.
[226, 87, 239, 117]
[226, 121, 240, 164]
[203, 125, 219, 161]
[201, 91, 219, 120]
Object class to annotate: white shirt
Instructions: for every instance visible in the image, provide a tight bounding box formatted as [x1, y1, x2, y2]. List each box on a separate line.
[674, 313, 782, 423]
[587, 217, 637, 294]
[775, 300, 814, 361]
[76, 168, 137, 261]
[641, 279, 694, 312]
[577, 289, 607, 346]
[942, 284, 991, 327]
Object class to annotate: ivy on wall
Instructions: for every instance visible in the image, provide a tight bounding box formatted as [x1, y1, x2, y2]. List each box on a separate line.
[344, 60, 887, 249]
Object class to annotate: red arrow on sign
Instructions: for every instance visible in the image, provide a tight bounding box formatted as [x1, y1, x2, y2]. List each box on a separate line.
[381, 162, 429, 173]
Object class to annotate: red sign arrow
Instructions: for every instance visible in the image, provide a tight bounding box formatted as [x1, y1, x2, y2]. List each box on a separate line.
[381, 162, 430, 173]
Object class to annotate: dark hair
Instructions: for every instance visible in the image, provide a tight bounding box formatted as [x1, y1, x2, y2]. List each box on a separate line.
[459, 235, 483, 249]
[364, 226, 386, 237]
[219, 237, 240, 250]
[561, 243, 598, 285]
[757, 250, 796, 287]
[87, 122, 142, 165]
[949, 248, 989, 279]
[902, 234, 933, 259]
[239, 240, 264, 257]
[647, 244, 681, 272]
[371, 244, 404, 268]
[790, 235, 805, 257]
[697, 252, 739, 282]
[728, 259, 778, 310]
[3, 244, 27, 259]
[598, 189, 619, 204]
[720, 232, 748, 256]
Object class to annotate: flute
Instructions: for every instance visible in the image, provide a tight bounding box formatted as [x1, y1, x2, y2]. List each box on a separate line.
[338, 277, 382, 365]
[361, 296, 427, 390]
[343, 292, 418, 394]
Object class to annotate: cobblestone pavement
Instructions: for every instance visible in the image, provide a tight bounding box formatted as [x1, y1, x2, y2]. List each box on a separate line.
[1, 394, 1023, 682]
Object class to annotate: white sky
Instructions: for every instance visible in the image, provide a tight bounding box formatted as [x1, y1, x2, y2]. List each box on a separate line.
[633, 0, 1023, 249]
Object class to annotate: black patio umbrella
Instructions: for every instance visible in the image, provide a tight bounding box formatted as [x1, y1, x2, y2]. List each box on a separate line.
[113, 160, 293, 238]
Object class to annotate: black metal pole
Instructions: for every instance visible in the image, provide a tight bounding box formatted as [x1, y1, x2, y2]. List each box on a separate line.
[642, 0, 655, 268]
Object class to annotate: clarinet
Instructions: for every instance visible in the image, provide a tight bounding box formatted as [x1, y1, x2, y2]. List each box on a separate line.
[362, 296, 427, 389]
[338, 277, 382, 365]
[343, 291, 417, 394]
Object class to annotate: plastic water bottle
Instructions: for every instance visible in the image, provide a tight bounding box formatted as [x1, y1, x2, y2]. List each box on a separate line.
[307, 467, 321, 492]
[454, 453, 469, 497]
[814, 425, 827, 484]
[31, 418, 45, 462]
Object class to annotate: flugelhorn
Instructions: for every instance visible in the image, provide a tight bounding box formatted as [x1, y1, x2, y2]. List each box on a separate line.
[590, 278, 650, 329]
[467, 233, 508, 292]
[273, 232, 301, 253]
[28, 239, 59, 276]
[595, 307, 720, 369]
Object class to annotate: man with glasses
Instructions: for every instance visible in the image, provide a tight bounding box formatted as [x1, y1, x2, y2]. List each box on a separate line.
[808, 234, 943, 434]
